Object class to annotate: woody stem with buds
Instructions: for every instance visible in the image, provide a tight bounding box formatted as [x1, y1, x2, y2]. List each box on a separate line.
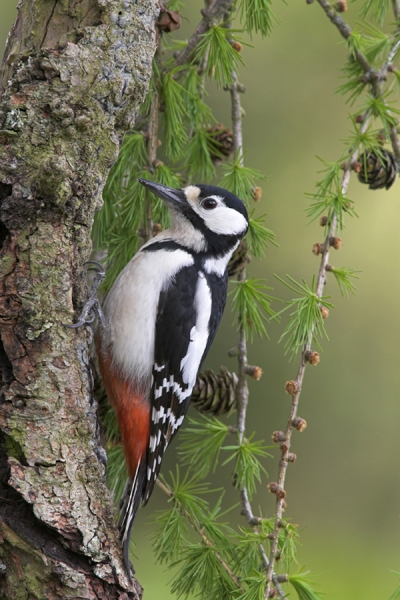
[266, 4, 400, 594]
[229, 66, 287, 599]
[264, 96, 373, 600]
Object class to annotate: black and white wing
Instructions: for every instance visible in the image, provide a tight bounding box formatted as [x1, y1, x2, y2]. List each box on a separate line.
[142, 265, 227, 503]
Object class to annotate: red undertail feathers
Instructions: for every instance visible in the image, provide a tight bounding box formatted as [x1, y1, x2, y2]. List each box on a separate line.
[97, 338, 150, 579]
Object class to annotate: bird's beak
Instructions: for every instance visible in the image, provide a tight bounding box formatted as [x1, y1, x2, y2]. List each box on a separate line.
[138, 179, 186, 208]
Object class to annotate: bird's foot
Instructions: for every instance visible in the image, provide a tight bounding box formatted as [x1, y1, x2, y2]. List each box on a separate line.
[63, 261, 107, 329]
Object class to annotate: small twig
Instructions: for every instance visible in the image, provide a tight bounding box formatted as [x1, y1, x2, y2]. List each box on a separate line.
[229, 72, 286, 600]
[240, 483, 260, 526]
[230, 73, 244, 163]
[264, 109, 372, 597]
[198, 0, 212, 82]
[379, 39, 400, 162]
[316, 0, 372, 73]
[236, 270, 249, 442]
[144, 31, 162, 242]
[230, 73, 248, 445]
[386, 39, 400, 67]
[240, 486, 286, 596]
[147, 88, 159, 167]
[155, 479, 243, 590]
[195, 526, 242, 589]
[316, 0, 400, 163]
[174, 0, 234, 67]
[388, 114, 400, 165]
[155, 478, 173, 498]
[144, 86, 160, 241]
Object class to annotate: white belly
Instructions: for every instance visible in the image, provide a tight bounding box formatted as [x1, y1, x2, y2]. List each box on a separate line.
[102, 248, 194, 386]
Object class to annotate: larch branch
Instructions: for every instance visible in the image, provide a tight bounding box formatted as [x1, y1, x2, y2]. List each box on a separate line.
[174, 0, 234, 66]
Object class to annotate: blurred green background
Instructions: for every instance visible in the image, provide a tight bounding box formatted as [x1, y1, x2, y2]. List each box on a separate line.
[2, 1, 400, 598]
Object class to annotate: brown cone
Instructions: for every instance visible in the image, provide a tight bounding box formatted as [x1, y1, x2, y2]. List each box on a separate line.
[358, 150, 397, 190]
[191, 366, 238, 416]
[207, 123, 234, 163]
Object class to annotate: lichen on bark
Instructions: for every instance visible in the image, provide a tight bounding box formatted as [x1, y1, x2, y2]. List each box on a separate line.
[0, 0, 158, 597]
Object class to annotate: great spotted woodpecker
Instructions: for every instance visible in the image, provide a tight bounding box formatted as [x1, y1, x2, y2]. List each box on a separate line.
[96, 179, 248, 578]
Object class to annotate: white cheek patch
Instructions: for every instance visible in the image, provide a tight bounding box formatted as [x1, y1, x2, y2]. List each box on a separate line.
[185, 192, 247, 237]
[201, 205, 248, 236]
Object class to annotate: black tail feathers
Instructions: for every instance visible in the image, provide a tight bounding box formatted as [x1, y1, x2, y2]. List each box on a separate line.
[118, 460, 146, 581]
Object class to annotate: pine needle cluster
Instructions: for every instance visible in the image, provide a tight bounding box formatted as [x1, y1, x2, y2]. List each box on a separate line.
[276, 0, 400, 367]
[274, 275, 333, 358]
[93, 1, 295, 596]
[93, 0, 400, 598]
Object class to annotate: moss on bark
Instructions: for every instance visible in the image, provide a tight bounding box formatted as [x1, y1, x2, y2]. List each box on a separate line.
[0, 0, 158, 597]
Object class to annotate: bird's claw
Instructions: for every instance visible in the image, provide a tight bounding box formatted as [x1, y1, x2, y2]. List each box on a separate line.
[63, 261, 107, 329]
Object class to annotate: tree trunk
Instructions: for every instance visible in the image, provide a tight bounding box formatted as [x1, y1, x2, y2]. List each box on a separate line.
[0, 0, 158, 597]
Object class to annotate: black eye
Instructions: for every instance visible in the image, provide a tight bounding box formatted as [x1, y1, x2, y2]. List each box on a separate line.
[202, 198, 217, 210]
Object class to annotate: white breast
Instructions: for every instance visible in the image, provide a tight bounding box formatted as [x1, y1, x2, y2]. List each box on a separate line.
[102, 248, 194, 386]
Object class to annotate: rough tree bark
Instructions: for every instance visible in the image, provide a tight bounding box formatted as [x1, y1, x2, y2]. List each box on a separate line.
[0, 0, 158, 597]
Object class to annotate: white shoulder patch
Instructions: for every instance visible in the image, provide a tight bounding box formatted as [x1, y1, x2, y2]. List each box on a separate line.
[202, 206, 247, 236]
[179, 272, 212, 393]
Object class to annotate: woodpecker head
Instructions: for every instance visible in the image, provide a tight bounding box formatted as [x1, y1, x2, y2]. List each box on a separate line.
[138, 179, 248, 254]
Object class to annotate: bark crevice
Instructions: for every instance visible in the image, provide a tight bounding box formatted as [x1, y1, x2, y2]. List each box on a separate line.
[0, 0, 158, 597]
[0, 437, 91, 573]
